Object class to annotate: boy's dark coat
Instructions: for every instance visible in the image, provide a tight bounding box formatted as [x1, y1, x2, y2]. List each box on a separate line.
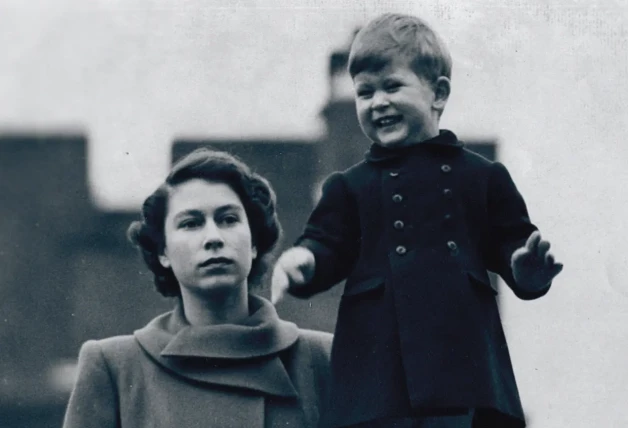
[291, 131, 547, 427]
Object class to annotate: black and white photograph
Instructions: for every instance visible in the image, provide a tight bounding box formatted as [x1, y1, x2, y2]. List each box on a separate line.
[0, 1, 626, 427]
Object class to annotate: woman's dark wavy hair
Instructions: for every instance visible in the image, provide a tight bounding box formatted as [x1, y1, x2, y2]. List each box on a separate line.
[127, 148, 282, 297]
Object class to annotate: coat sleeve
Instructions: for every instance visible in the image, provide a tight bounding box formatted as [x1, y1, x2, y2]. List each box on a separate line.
[290, 172, 361, 298]
[306, 331, 333, 417]
[485, 162, 549, 300]
[63, 340, 120, 428]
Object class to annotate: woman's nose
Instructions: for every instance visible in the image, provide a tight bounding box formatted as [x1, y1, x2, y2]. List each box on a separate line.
[203, 222, 224, 250]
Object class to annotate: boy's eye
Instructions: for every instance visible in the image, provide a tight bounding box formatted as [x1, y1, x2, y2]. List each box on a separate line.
[385, 82, 402, 92]
[356, 88, 373, 98]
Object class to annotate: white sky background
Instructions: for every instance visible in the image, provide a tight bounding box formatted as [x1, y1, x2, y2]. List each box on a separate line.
[2, 1, 628, 426]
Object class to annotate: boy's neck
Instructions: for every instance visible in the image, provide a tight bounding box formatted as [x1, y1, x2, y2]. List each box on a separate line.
[376, 130, 448, 150]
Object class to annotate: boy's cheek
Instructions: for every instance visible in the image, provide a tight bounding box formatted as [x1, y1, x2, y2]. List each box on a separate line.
[355, 113, 368, 127]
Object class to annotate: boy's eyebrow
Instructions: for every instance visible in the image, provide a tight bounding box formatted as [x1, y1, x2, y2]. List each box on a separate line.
[382, 75, 404, 83]
[354, 80, 372, 88]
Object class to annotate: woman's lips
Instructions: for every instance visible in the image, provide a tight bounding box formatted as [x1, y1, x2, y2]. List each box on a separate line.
[199, 257, 233, 268]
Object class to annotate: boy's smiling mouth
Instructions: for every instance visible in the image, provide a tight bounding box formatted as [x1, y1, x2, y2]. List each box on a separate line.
[374, 115, 403, 128]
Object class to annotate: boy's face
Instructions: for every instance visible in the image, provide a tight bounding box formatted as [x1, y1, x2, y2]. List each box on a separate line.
[353, 58, 445, 148]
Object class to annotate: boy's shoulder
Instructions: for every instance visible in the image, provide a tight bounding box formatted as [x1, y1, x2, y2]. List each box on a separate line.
[341, 143, 496, 172]
[329, 139, 501, 189]
[460, 145, 496, 168]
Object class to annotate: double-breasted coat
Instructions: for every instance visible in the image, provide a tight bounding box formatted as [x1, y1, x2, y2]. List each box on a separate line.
[63, 295, 333, 428]
[289, 130, 550, 427]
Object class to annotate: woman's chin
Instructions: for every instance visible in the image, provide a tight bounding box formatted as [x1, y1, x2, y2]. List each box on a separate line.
[188, 277, 246, 296]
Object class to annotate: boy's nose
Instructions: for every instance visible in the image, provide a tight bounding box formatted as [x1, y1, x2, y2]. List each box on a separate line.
[371, 91, 390, 109]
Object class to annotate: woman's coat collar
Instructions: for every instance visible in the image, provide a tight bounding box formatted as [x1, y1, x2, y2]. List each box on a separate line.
[134, 294, 300, 398]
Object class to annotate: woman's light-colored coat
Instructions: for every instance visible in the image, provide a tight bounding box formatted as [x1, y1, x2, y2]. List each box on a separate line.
[63, 295, 332, 428]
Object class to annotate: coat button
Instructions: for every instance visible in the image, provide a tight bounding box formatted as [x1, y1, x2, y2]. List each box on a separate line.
[441, 164, 452, 173]
[444, 213, 453, 222]
[447, 240, 458, 255]
[396, 245, 407, 255]
[443, 188, 453, 198]
[389, 171, 399, 177]
[392, 194, 403, 203]
[394, 220, 404, 230]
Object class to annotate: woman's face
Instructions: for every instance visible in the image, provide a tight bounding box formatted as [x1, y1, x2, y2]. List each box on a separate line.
[158, 178, 256, 298]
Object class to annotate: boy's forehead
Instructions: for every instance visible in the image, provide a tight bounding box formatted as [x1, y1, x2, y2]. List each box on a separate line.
[353, 58, 414, 82]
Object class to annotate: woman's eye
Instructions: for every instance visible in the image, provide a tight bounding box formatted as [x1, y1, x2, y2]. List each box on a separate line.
[179, 218, 202, 229]
[220, 215, 239, 225]
[385, 83, 401, 92]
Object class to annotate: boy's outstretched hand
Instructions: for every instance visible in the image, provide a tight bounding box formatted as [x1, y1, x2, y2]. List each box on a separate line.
[271, 247, 316, 304]
[511, 231, 564, 291]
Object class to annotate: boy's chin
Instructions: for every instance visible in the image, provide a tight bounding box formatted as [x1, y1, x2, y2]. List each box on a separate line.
[371, 128, 412, 149]
[374, 138, 411, 149]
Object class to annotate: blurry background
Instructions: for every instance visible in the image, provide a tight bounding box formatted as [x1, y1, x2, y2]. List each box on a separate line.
[1, 0, 628, 427]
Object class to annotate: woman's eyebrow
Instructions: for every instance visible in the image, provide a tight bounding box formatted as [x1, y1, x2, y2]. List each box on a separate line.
[215, 204, 244, 215]
[172, 209, 203, 222]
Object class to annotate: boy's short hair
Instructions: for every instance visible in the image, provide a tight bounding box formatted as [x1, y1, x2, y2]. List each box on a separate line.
[348, 13, 452, 83]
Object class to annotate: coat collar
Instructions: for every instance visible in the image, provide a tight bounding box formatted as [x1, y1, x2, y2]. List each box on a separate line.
[134, 294, 301, 398]
[365, 129, 463, 163]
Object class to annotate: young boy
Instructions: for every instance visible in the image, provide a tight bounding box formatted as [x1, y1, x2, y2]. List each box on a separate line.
[272, 13, 562, 428]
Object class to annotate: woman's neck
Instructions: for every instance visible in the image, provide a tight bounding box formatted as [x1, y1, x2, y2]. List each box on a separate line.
[179, 287, 250, 326]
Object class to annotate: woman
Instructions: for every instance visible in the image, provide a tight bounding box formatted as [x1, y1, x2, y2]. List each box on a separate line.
[63, 148, 333, 428]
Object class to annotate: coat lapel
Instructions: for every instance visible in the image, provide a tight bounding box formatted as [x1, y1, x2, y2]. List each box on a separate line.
[134, 295, 300, 398]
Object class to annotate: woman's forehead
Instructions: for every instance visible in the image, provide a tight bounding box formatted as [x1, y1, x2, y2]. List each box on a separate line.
[167, 179, 244, 215]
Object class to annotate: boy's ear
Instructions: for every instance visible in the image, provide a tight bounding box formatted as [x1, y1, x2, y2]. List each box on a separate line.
[432, 76, 451, 111]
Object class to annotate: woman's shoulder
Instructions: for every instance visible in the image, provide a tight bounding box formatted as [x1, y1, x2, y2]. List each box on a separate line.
[295, 328, 333, 360]
[297, 328, 333, 345]
[77, 334, 143, 367]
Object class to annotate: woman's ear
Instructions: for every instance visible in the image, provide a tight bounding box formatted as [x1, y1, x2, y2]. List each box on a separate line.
[252, 245, 258, 260]
[433, 76, 451, 111]
[158, 253, 171, 268]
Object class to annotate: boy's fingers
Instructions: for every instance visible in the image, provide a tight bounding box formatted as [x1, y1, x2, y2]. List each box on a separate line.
[271, 267, 289, 304]
[542, 253, 563, 279]
[537, 240, 550, 258]
[275, 284, 288, 303]
[271, 291, 280, 304]
[526, 231, 541, 251]
[545, 253, 555, 265]
[290, 269, 306, 284]
[284, 263, 309, 285]
[550, 262, 564, 278]
[512, 245, 530, 260]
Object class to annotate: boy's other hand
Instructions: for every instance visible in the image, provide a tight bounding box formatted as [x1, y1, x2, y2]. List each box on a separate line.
[271, 247, 316, 304]
[511, 231, 564, 291]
